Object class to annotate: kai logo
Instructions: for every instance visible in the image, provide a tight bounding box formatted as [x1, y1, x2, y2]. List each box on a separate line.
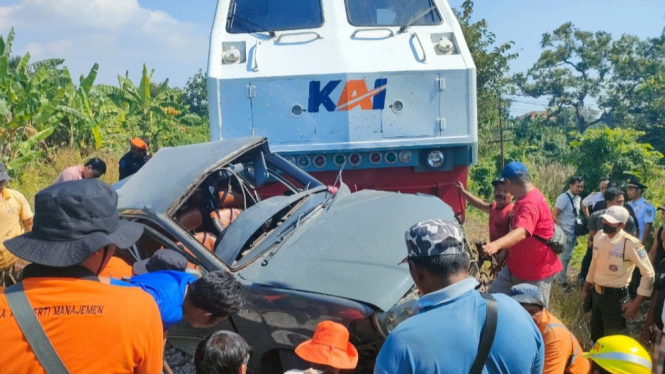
[308, 79, 387, 113]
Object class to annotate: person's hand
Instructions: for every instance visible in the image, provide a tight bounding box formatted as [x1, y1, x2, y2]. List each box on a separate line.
[490, 250, 508, 277]
[482, 241, 501, 256]
[455, 181, 466, 193]
[495, 249, 509, 267]
[640, 324, 654, 346]
[622, 300, 641, 319]
[581, 289, 588, 305]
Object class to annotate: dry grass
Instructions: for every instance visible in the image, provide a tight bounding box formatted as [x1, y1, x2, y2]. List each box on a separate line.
[10, 148, 124, 204]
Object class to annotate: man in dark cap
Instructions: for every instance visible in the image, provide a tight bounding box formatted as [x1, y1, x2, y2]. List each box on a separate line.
[0, 180, 164, 374]
[0, 162, 33, 287]
[626, 175, 655, 244]
[374, 219, 544, 374]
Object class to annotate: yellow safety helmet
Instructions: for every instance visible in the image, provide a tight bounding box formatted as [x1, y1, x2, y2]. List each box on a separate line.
[583, 335, 652, 374]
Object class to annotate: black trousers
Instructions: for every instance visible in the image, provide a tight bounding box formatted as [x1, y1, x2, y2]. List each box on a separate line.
[590, 286, 628, 342]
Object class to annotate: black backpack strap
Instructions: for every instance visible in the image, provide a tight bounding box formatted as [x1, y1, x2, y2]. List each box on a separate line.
[5, 283, 70, 374]
[471, 294, 498, 374]
[565, 192, 579, 217]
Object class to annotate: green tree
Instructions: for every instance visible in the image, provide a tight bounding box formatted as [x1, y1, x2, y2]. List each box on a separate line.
[514, 23, 664, 134]
[455, 1, 517, 136]
[569, 127, 663, 191]
[0, 28, 61, 168]
[181, 69, 208, 119]
[55, 64, 121, 150]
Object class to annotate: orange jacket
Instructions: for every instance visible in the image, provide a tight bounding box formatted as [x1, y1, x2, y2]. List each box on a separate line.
[537, 309, 590, 374]
[0, 277, 164, 374]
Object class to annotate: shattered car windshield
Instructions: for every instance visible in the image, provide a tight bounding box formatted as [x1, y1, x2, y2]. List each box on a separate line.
[227, 0, 324, 34]
[345, 0, 442, 27]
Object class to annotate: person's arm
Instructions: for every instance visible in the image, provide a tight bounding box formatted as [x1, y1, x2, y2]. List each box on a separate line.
[552, 194, 567, 226]
[373, 334, 413, 374]
[17, 192, 34, 232]
[641, 289, 658, 345]
[649, 230, 660, 264]
[483, 227, 527, 255]
[624, 242, 656, 319]
[582, 205, 590, 219]
[582, 243, 599, 304]
[643, 223, 654, 244]
[643, 205, 656, 243]
[454, 182, 491, 214]
[22, 217, 33, 232]
[588, 230, 597, 249]
[552, 207, 561, 226]
[119, 154, 131, 180]
[532, 330, 545, 374]
[541, 330, 569, 374]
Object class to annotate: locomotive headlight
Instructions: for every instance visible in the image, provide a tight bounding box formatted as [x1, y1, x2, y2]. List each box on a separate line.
[374, 287, 419, 338]
[424, 150, 446, 170]
[222, 47, 242, 64]
[435, 37, 455, 55]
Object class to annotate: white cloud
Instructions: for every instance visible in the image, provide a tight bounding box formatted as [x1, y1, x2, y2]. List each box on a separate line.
[0, 0, 209, 86]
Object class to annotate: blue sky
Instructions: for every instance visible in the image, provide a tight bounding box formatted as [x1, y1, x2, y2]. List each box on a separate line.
[1, 0, 663, 116]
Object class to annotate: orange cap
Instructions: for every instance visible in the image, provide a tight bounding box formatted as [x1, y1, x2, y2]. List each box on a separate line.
[130, 138, 147, 150]
[295, 321, 358, 370]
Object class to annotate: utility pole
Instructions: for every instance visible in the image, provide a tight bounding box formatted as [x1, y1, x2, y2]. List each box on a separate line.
[498, 99, 505, 169]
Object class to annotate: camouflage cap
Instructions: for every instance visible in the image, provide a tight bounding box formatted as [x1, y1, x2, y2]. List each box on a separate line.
[400, 219, 465, 264]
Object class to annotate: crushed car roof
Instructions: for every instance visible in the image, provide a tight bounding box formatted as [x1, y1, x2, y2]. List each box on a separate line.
[116, 136, 266, 214]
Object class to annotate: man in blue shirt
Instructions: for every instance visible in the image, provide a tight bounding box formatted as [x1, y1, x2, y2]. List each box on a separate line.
[374, 219, 544, 374]
[113, 269, 245, 331]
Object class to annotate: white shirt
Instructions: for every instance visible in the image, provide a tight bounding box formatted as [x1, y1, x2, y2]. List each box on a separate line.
[628, 197, 656, 239]
[582, 192, 604, 207]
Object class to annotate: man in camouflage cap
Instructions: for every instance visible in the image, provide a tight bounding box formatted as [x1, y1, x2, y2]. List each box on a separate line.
[375, 219, 544, 374]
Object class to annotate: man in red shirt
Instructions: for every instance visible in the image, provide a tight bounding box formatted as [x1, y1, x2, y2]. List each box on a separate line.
[484, 161, 562, 307]
[456, 178, 514, 267]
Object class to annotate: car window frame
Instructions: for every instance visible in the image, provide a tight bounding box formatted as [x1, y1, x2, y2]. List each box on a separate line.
[122, 217, 201, 266]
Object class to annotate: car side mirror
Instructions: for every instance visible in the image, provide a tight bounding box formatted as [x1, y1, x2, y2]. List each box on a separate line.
[253, 152, 269, 187]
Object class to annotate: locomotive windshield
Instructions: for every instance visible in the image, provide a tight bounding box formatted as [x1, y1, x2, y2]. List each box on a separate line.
[346, 0, 442, 27]
[227, 0, 324, 33]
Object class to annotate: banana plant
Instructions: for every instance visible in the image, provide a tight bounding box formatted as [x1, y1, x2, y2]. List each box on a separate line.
[56, 64, 118, 149]
[0, 28, 68, 166]
[98, 64, 199, 147]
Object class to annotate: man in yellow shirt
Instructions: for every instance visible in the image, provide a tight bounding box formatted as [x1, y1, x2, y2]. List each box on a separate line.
[0, 162, 34, 286]
[582, 205, 655, 342]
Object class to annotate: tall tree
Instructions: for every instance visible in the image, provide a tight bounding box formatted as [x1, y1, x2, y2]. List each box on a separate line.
[514, 23, 665, 133]
[181, 69, 208, 119]
[454, 1, 517, 136]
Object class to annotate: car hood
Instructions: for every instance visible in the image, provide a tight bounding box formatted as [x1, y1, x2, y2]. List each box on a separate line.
[239, 188, 456, 311]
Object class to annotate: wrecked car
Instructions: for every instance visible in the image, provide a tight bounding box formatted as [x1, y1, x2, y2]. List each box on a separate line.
[114, 137, 478, 373]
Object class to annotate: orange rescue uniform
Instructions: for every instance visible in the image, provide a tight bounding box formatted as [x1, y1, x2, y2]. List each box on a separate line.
[0, 276, 164, 374]
[100, 256, 134, 279]
[537, 309, 590, 374]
